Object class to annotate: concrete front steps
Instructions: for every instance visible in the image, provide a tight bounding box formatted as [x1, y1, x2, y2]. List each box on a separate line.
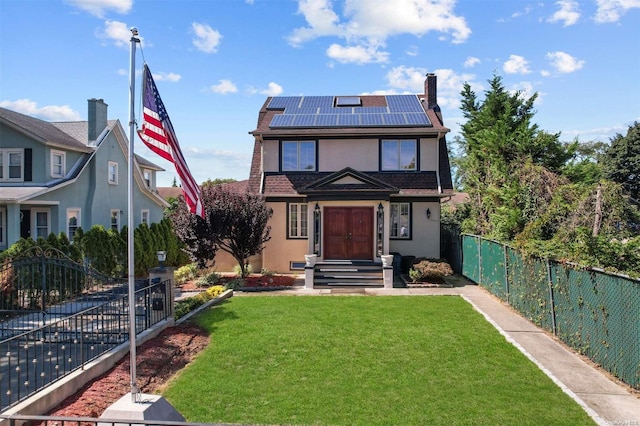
[313, 260, 383, 287]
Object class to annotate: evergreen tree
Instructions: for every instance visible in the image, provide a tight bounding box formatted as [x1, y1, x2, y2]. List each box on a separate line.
[601, 121, 640, 201]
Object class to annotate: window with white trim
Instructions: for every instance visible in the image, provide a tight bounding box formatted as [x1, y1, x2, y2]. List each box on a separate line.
[381, 140, 417, 171]
[67, 208, 80, 240]
[32, 208, 50, 239]
[110, 209, 120, 231]
[51, 150, 65, 178]
[141, 209, 150, 225]
[143, 169, 151, 187]
[390, 203, 411, 239]
[282, 141, 316, 171]
[288, 203, 308, 238]
[0, 149, 24, 181]
[108, 161, 118, 184]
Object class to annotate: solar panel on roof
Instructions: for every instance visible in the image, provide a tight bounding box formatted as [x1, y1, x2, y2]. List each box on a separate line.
[298, 107, 320, 114]
[338, 114, 360, 126]
[357, 106, 388, 114]
[293, 114, 317, 126]
[319, 106, 353, 114]
[405, 112, 431, 125]
[301, 96, 333, 109]
[383, 114, 406, 125]
[360, 114, 384, 125]
[316, 114, 339, 126]
[387, 95, 423, 113]
[270, 114, 295, 127]
[267, 96, 301, 110]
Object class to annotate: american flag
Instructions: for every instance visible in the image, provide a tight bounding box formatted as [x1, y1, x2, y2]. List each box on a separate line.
[138, 64, 203, 217]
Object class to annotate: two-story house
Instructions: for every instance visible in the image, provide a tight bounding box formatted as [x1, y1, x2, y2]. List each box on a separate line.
[0, 99, 168, 250]
[246, 73, 453, 286]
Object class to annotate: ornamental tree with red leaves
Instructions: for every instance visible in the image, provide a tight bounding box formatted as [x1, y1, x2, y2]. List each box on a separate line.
[170, 185, 272, 276]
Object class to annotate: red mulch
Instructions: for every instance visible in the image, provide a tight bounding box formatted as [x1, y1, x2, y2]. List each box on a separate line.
[46, 323, 209, 419]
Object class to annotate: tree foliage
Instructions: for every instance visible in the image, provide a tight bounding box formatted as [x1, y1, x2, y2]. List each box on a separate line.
[170, 185, 273, 277]
[601, 121, 640, 201]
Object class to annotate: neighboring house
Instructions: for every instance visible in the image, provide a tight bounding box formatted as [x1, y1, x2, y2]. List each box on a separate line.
[247, 73, 453, 275]
[0, 98, 169, 250]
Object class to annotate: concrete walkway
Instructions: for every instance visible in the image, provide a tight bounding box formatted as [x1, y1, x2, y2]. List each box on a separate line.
[235, 278, 640, 425]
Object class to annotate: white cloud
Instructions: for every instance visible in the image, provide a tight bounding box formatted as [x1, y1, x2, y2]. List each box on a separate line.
[326, 43, 389, 64]
[464, 56, 480, 68]
[503, 54, 531, 74]
[153, 72, 182, 82]
[192, 22, 222, 53]
[97, 20, 142, 48]
[405, 45, 419, 57]
[288, 0, 471, 64]
[547, 0, 581, 26]
[65, 0, 131, 18]
[210, 79, 238, 94]
[0, 99, 82, 121]
[383, 66, 476, 110]
[260, 82, 284, 96]
[546, 51, 585, 73]
[508, 81, 539, 103]
[594, 0, 640, 23]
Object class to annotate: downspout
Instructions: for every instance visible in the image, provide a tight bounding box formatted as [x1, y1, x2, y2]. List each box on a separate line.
[435, 131, 443, 194]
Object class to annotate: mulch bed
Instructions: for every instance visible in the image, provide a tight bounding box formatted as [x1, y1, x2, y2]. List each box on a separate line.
[46, 322, 209, 419]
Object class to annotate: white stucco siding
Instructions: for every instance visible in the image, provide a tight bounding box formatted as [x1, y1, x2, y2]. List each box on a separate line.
[262, 139, 280, 172]
[319, 139, 378, 171]
[261, 201, 309, 272]
[389, 201, 440, 259]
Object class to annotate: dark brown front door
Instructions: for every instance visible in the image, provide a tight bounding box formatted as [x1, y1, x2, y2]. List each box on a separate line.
[323, 207, 373, 260]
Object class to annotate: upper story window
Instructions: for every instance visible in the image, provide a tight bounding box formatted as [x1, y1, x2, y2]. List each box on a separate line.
[282, 141, 316, 171]
[141, 209, 150, 225]
[381, 140, 417, 171]
[67, 208, 80, 240]
[143, 169, 152, 187]
[0, 149, 24, 181]
[390, 202, 411, 239]
[51, 150, 65, 178]
[108, 161, 118, 184]
[288, 203, 308, 238]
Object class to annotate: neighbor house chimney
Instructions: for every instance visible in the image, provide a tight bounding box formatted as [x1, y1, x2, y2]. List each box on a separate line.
[87, 98, 108, 145]
[424, 73, 437, 108]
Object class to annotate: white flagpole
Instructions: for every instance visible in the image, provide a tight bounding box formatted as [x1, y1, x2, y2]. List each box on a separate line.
[127, 27, 141, 403]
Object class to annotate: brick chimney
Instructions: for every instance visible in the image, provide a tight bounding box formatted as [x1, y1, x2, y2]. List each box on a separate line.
[424, 73, 437, 108]
[87, 98, 108, 145]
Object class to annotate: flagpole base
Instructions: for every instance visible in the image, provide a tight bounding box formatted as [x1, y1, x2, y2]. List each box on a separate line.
[99, 393, 185, 425]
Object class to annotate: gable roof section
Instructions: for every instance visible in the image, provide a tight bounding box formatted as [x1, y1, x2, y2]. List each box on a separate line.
[299, 167, 398, 197]
[0, 107, 91, 152]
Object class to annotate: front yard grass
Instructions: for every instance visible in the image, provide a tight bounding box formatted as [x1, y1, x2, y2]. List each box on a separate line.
[162, 296, 594, 425]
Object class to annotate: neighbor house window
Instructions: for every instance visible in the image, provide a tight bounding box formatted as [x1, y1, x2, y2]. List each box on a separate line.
[141, 209, 150, 225]
[0, 149, 24, 181]
[110, 209, 120, 231]
[51, 150, 65, 178]
[381, 140, 417, 171]
[32, 209, 50, 239]
[67, 208, 80, 240]
[282, 141, 316, 171]
[108, 161, 118, 184]
[288, 203, 308, 238]
[390, 203, 411, 239]
[143, 169, 151, 187]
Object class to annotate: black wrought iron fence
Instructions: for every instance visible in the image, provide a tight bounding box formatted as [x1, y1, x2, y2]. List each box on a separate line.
[461, 234, 640, 391]
[0, 247, 173, 412]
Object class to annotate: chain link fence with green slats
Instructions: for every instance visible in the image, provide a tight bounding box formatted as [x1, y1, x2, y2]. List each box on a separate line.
[462, 234, 640, 390]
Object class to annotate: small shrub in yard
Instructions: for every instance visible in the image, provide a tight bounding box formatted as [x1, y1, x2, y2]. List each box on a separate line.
[409, 259, 453, 282]
[206, 285, 226, 298]
[195, 271, 221, 288]
[225, 278, 244, 290]
[175, 263, 198, 285]
[174, 294, 207, 320]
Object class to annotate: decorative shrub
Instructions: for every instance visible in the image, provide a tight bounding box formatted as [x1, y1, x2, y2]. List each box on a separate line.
[175, 263, 198, 285]
[233, 263, 253, 277]
[206, 285, 226, 298]
[195, 271, 221, 288]
[409, 259, 453, 282]
[225, 278, 245, 290]
[174, 293, 207, 320]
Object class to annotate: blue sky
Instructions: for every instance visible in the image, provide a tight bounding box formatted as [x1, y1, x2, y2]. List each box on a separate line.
[1, 0, 639, 187]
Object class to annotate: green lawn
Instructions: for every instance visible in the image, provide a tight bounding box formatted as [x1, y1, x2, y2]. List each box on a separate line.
[163, 296, 594, 425]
